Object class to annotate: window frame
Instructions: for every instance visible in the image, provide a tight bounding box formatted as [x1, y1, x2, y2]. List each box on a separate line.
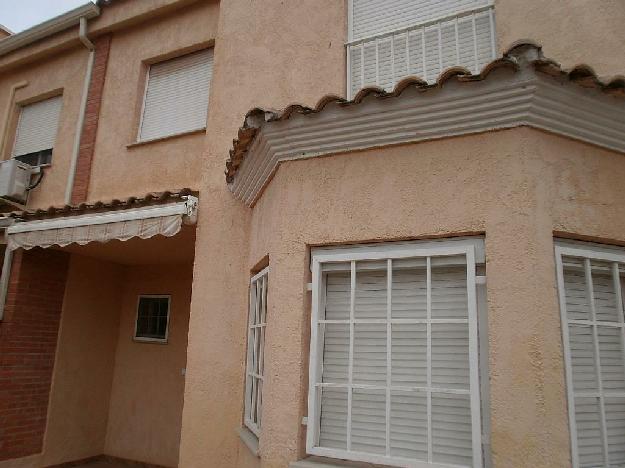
[555, 241, 625, 468]
[133, 294, 171, 344]
[244, 266, 269, 437]
[307, 239, 485, 468]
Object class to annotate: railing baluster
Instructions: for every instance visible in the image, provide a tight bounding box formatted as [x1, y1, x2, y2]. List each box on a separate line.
[472, 13, 478, 74]
[405, 31, 410, 75]
[360, 44, 365, 90]
[421, 27, 427, 82]
[375, 38, 380, 87]
[390, 35, 395, 90]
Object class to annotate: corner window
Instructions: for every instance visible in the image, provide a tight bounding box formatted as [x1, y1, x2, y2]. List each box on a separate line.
[138, 48, 213, 142]
[347, 0, 496, 97]
[555, 241, 625, 468]
[244, 266, 269, 437]
[12, 95, 62, 166]
[307, 239, 487, 467]
[134, 295, 171, 343]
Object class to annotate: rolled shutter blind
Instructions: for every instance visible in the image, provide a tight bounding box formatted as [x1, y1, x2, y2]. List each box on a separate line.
[318, 257, 476, 466]
[139, 48, 213, 141]
[13, 95, 63, 157]
[351, 0, 491, 41]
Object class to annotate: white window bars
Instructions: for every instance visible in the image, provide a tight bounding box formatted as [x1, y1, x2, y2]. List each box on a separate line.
[346, 5, 496, 98]
[555, 242, 625, 468]
[307, 241, 484, 467]
[244, 266, 269, 437]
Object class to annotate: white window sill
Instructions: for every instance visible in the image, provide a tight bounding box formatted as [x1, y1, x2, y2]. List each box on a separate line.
[127, 127, 206, 149]
[237, 426, 259, 457]
[290, 458, 385, 468]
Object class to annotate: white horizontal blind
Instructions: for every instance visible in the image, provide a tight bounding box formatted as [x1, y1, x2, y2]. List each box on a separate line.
[308, 244, 482, 467]
[556, 244, 625, 468]
[244, 266, 269, 437]
[347, 2, 496, 97]
[139, 48, 213, 141]
[12, 95, 63, 157]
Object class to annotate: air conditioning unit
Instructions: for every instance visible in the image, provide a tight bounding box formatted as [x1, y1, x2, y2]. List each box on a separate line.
[0, 159, 37, 204]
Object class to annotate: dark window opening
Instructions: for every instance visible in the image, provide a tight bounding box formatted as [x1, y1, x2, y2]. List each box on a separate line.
[135, 296, 170, 342]
[14, 148, 52, 167]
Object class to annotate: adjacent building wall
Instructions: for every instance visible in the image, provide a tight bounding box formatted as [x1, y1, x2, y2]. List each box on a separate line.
[41, 254, 124, 466]
[105, 264, 193, 467]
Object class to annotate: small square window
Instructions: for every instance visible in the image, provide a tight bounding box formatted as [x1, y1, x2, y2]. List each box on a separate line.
[134, 295, 170, 343]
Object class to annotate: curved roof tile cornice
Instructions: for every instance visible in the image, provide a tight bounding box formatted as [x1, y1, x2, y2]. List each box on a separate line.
[226, 41, 625, 206]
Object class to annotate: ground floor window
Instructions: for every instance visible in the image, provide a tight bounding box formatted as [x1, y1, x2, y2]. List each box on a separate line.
[555, 241, 625, 468]
[307, 239, 486, 467]
[134, 295, 170, 342]
[244, 266, 269, 437]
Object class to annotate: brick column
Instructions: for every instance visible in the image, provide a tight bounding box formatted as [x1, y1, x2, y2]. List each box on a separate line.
[70, 34, 112, 205]
[0, 249, 70, 461]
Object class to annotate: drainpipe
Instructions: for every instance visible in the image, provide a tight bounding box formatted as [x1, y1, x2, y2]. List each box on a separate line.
[0, 81, 28, 158]
[65, 15, 94, 205]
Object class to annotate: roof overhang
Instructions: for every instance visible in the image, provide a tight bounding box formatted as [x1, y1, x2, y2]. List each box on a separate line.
[4, 192, 197, 251]
[0, 3, 100, 57]
[226, 42, 625, 207]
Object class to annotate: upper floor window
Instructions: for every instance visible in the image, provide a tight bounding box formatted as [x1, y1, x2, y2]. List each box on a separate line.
[138, 48, 213, 142]
[244, 266, 269, 437]
[555, 241, 625, 468]
[134, 295, 171, 343]
[12, 95, 63, 166]
[347, 0, 496, 98]
[307, 239, 488, 467]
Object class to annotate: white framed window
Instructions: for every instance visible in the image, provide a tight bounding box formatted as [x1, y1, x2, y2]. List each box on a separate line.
[555, 241, 625, 468]
[138, 48, 213, 142]
[244, 266, 269, 437]
[12, 95, 63, 166]
[134, 295, 171, 343]
[346, 0, 496, 98]
[307, 238, 488, 467]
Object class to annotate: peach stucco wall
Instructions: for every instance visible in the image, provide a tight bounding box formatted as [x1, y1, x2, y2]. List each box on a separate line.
[104, 263, 192, 467]
[42, 254, 124, 466]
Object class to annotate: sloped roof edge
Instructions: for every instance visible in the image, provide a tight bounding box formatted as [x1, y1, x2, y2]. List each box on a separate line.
[225, 41, 625, 188]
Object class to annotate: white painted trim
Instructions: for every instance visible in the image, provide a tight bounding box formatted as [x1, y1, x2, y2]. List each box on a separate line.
[230, 60, 625, 207]
[0, 3, 100, 57]
[7, 196, 198, 234]
[133, 294, 171, 344]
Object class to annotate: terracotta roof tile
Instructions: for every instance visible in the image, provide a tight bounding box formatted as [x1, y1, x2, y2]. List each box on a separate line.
[8, 188, 196, 221]
[225, 41, 625, 183]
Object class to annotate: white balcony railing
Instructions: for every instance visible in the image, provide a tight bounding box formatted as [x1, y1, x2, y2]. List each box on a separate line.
[346, 6, 496, 98]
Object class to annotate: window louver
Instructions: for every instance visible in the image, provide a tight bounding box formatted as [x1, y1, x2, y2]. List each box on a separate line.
[13, 95, 63, 158]
[139, 48, 213, 142]
[556, 243, 625, 468]
[308, 241, 484, 467]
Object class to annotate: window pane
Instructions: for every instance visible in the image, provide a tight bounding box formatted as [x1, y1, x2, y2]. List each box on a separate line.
[569, 324, 598, 393]
[322, 324, 349, 384]
[431, 322, 470, 390]
[319, 387, 348, 450]
[353, 323, 386, 385]
[136, 296, 169, 340]
[390, 390, 427, 460]
[575, 397, 604, 468]
[351, 388, 386, 455]
[355, 263, 386, 320]
[325, 272, 350, 321]
[591, 261, 619, 322]
[432, 393, 472, 466]
[391, 260, 426, 320]
[605, 397, 625, 466]
[598, 326, 625, 393]
[563, 258, 592, 321]
[391, 323, 426, 387]
[431, 259, 468, 320]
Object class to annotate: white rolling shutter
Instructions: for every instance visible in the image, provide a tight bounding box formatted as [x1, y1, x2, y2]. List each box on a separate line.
[308, 240, 485, 467]
[347, 0, 496, 97]
[139, 48, 213, 142]
[12, 95, 63, 157]
[556, 243, 625, 468]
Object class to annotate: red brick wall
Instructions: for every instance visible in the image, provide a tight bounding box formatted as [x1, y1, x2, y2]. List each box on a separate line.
[71, 34, 112, 205]
[0, 249, 70, 461]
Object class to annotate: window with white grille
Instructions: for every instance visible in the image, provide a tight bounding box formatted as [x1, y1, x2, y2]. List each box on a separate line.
[12, 95, 63, 166]
[347, 0, 496, 98]
[244, 266, 269, 437]
[307, 239, 487, 467]
[138, 48, 213, 142]
[555, 242, 625, 468]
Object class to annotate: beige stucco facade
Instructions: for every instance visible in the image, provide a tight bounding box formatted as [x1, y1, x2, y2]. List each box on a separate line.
[1, 1, 624, 468]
